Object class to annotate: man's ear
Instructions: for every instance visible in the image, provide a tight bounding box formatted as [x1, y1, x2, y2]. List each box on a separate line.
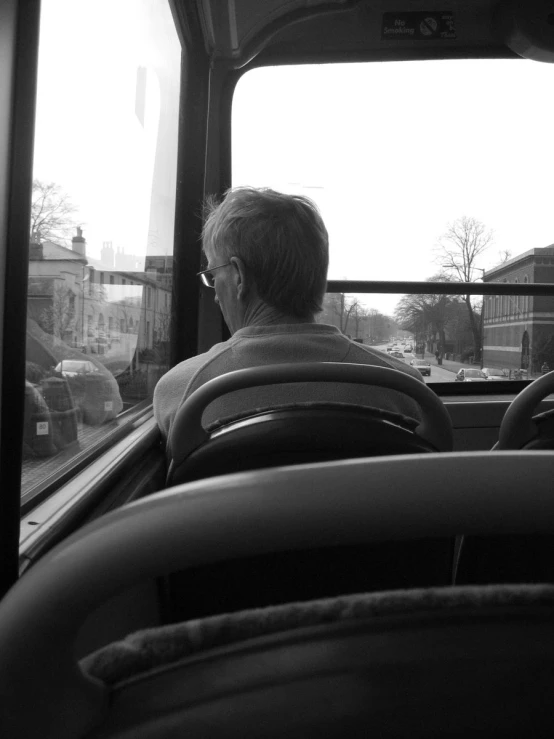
[230, 256, 250, 300]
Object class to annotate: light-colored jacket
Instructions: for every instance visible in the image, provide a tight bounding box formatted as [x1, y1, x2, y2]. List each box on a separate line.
[154, 323, 425, 443]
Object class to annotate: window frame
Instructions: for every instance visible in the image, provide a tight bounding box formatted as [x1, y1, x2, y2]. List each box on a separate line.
[0, 0, 202, 583]
[0, 0, 42, 598]
[224, 58, 554, 397]
[14, 0, 189, 513]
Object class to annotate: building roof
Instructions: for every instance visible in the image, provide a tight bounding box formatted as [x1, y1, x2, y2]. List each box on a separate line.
[34, 240, 88, 264]
[485, 245, 554, 280]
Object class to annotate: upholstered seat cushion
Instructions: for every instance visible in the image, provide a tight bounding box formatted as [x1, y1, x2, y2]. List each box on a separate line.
[81, 583, 554, 686]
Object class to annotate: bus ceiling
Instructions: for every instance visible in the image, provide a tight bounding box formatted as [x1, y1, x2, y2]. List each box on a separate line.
[186, 0, 554, 69]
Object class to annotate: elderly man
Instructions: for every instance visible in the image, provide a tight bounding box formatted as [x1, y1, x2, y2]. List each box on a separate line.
[154, 187, 424, 443]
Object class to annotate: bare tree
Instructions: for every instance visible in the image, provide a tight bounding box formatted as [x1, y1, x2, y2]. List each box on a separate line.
[395, 274, 456, 361]
[366, 309, 395, 343]
[39, 283, 76, 340]
[435, 216, 493, 361]
[351, 302, 369, 339]
[498, 248, 512, 264]
[321, 293, 360, 335]
[30, 180, 78, 244]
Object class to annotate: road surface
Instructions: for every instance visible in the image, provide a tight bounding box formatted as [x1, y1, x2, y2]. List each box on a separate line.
[372, 344, 456, 383]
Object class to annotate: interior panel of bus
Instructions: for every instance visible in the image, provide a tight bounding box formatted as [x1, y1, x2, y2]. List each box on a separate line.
[2, 0, 554, 735]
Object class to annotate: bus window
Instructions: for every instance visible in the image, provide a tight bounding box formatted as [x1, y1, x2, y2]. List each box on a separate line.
[320, 291, 554, 384]
[232, 61, 554, 382]
[21, 0, 181, 505]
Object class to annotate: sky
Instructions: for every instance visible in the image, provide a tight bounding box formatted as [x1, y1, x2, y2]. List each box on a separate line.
[232, 59, 554, 314]
[32, 3, 554, 316]
[32, 0, 180, 267]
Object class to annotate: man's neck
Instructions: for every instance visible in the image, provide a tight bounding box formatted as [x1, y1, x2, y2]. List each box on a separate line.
[240, 300, 314, 329]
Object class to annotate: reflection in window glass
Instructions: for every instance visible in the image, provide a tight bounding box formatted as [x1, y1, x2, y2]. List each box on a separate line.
[23, 0, 180, 498]
[320, 292, 554, 383]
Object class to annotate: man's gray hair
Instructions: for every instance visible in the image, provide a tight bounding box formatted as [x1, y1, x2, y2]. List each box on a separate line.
[202, 187, 329, 319]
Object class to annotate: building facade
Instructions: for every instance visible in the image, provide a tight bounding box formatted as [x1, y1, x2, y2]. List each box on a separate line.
[483, 246, 554, 374]
[27, 229, 172, 372]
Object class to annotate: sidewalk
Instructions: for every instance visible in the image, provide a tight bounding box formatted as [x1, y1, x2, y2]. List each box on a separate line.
[420, 351, 467, 375]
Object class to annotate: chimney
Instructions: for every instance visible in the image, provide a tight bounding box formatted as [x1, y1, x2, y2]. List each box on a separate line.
[101, 241, 114, 267]
[72, 226, 86, 257]
[29, 230, 43, 260]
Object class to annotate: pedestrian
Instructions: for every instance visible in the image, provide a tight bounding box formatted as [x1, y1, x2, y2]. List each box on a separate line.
[541, 362, 550, 374]
[434, 349, 439, 362]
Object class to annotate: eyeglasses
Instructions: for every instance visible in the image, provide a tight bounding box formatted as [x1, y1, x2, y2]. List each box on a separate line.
[196, 262, 232, 288]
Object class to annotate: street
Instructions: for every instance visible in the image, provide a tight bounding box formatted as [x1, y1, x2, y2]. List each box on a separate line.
[372, 344, 457, 383]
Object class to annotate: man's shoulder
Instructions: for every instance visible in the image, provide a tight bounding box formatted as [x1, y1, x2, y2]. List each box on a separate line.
[153, 339, 236, 439]
[157, 339, 234, 392]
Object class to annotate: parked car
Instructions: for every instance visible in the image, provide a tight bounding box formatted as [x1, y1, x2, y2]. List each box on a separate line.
[410, 359, 431, 376]
[404, 345, 413, 353]
[455, 368, 487, 382]
[55, 360, 100, 378]
[481, 367, 509, 381]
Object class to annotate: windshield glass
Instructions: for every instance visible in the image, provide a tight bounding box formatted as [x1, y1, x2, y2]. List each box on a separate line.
[59, 361, 87, 372]
[233, 60, 554, 284]
[233, 59, 554, 385]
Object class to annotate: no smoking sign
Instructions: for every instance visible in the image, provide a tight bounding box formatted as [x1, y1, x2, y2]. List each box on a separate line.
[420, 17, 438, 36]
[381, 12, 456, 41]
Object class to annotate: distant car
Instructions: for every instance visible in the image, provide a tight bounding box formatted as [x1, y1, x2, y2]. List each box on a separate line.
[481, 367, 509, 381]
[390, 350, 405, 360]
[55, 360, 100, 378]
[455, 368, 487, 382]
[410, 359, 431, 376]
[404, 345, 413, 353]
[386, 345, 393, 352]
